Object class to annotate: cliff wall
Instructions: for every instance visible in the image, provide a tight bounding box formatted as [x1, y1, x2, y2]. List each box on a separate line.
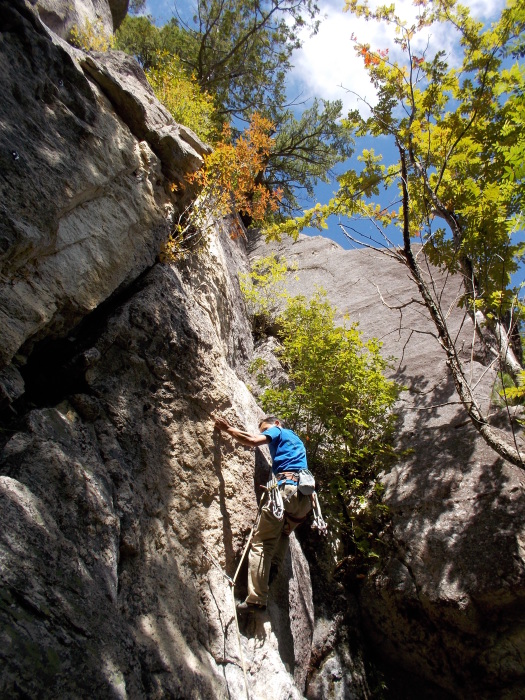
[0, 3, 322, 698]
[1, 1, 524, 698]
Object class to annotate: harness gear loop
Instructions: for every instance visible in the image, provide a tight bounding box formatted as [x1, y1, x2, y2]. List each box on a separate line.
[310, 491, 328, 535]
[267, 474, 284, 520]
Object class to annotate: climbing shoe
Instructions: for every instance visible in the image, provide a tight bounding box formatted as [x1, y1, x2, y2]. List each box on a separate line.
[236, 601, 266, 614]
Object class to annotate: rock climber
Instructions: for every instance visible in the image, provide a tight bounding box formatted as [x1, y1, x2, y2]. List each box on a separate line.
[214, 415, 313, 611]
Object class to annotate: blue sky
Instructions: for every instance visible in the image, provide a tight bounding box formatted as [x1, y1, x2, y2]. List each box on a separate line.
[142, 1, 523, 284]
[143, 0, 506, 116]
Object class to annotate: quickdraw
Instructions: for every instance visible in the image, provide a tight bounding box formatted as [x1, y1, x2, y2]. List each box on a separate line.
[311, 491, 328, 535]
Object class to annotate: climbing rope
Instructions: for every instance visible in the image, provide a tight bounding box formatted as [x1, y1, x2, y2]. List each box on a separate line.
[203, 489, 267, 700]
[202, 476, 327, 699]
[203, 545, 251, 700]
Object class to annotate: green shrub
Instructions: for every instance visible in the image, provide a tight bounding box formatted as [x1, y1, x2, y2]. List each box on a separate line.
[496, 369, 525, 408]
[264, 292, 399, 564]
[242, 266, 401, 567]
[114, 15, 161, 69]
[239, 254, 294, 335]
[146, 53, 219, 144]
[69, 18, 114, 51]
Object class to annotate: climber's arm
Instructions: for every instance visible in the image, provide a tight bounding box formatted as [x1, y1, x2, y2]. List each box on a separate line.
[214, 418, 270, 448]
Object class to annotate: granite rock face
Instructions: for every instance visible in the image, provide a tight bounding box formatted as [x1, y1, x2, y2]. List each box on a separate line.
[0, 224, 315, 699]
[0, 1, 207, 374]
[29, 0, 127, 40]
[82, 49, 212, 193]
[0, 4, 318, 698]
[249, 232, 525, 699]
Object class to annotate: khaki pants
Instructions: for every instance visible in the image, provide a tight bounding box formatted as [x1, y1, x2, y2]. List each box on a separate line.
[246, 484, 312, 606]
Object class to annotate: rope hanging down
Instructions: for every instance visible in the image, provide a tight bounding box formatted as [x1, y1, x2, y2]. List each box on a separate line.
[311, 491, 328, 535]
[203, 483, 269, 700]
[202, 476, 328, 700]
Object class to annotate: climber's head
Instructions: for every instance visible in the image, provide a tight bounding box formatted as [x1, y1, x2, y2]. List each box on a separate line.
[258, 416, 281, 433]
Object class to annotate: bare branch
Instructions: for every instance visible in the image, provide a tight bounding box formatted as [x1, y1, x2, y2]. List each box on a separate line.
[373, 288, 425, 312]
[337, 224, 403, 263]
[400, 400, 464, 411]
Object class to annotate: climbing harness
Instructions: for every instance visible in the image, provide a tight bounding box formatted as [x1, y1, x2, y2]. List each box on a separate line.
[276, 470, 299, 487]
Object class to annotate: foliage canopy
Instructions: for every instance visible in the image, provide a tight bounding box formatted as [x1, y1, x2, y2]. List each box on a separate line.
[160, 115, 281, 261]
[167, 0, 320, 126]
[239, 253, 292, 334]
[115, 4, 354, 215]
[260, 292, 399, 472]
[268, 0, 525, 304]
[264, 0, 525, 467]
[116, 16, 190, 72]
[190, 114, 283, 220]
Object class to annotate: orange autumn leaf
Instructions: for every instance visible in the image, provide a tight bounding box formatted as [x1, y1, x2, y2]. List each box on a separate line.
[190, 112, 280, 224]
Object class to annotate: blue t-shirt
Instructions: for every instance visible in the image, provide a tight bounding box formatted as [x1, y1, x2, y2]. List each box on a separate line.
[262, 426, 308, 475]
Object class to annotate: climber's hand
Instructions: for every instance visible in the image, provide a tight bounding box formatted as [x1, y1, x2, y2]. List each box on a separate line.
[214, 417, 231, 432]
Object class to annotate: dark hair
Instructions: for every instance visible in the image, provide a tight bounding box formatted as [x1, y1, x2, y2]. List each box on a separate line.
[258, 415, 281, 428]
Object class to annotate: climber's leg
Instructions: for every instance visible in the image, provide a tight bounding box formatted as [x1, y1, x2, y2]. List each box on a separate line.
[245, 504, 283, 606]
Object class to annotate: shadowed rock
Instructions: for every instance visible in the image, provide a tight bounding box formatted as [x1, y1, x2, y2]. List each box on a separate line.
[249, 231, 525, 699]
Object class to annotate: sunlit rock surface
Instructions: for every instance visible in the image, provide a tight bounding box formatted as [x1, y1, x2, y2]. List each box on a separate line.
[29, 0, 127, 40]
[0, 4, 318, 698]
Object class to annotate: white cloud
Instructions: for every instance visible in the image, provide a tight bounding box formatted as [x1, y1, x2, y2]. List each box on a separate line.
[289, 0, 506, 116]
